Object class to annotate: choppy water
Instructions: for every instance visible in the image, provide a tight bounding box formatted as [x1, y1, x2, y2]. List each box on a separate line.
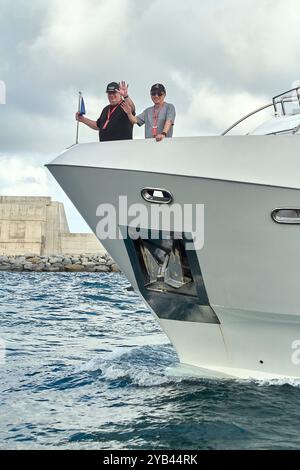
[1, 272, 300, 450]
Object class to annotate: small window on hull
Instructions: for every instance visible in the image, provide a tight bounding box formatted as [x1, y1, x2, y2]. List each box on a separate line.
[272, 208, 300, 224]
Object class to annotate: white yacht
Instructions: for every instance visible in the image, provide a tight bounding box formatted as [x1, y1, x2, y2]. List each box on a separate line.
[47, 86, 300, 380]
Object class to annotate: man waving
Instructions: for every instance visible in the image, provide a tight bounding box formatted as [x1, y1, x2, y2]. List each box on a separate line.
[76, 81, 135, 142]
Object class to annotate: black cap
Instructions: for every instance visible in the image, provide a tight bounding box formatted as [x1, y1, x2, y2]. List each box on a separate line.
[151, 83, 166, 94]
[106, 82, 120, 92]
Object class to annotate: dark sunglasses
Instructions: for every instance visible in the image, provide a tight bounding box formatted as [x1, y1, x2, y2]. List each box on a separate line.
[151, 92, 163, 96]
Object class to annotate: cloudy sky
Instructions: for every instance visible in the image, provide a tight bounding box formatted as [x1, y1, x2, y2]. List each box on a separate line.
[1, 0, 300, 231]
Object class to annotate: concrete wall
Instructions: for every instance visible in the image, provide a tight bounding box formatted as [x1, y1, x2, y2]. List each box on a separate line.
[0, 198, 47, 255]
[44, 201, 70, 255]
[0, 196, 105, 255]
[60, 233, 106, 255]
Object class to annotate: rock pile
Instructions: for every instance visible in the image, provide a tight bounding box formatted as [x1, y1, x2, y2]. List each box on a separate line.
[0, 253, 121, 273]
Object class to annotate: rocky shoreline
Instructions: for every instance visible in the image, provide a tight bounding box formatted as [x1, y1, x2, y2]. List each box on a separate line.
[0, 253, 121, 273]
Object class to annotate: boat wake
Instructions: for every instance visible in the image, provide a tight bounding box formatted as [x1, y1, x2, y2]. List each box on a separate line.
[250, 376, 300, 388]
[75, 344, 300, 389]
[74, 344, 186, 387]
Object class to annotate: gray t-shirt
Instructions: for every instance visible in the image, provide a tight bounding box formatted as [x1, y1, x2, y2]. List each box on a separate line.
[136, 102, 176, 138]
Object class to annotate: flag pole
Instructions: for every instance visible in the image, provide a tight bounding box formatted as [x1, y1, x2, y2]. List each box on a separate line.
[76, 91, 82, 145]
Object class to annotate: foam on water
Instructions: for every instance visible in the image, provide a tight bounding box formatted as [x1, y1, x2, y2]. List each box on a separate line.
[75, 344, 184, 387]
[252, 376, 300, 388]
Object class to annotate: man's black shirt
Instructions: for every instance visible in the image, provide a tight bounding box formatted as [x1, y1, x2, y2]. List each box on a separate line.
[96, 104, 133, 141]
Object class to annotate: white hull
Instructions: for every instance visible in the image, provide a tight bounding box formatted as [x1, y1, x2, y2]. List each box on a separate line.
[47, 136, 300, 379]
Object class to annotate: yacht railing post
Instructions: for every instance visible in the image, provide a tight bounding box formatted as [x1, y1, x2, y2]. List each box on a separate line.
[75, 91, 82, 145]
[221, 103, 273, 136]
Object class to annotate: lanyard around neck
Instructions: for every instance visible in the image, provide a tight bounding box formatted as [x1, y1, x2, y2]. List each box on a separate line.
[102, 101, 122, 129]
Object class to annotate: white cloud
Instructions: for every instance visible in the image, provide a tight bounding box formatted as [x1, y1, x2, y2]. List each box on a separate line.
[0, 154, 48, 194]
[2, 0, 300, 150]
[0, 153, 90, 232]
[171, 72, 269, 135]
[21, 0, 130, 75]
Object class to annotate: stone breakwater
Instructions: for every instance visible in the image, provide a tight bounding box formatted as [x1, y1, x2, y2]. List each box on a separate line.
[0, 254, 121, 273]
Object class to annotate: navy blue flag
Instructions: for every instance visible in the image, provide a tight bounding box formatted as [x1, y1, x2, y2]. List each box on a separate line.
[79, 97, 86, 115]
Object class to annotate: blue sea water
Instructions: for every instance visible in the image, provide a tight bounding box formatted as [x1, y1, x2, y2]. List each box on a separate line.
[1, 271, 300, 450]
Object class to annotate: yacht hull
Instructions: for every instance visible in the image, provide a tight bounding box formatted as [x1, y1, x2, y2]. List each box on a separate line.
[47, 137, 300, 379]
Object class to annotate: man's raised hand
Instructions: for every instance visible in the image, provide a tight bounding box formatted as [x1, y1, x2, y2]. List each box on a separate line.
[118, 81, 129, 98]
